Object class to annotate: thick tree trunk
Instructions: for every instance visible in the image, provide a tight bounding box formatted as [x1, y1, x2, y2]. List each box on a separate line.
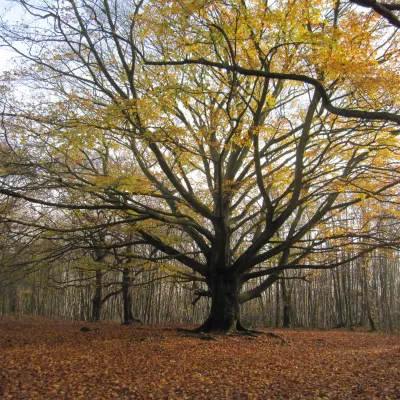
[197, 272, 241, 333]
[198, 199, 240, 333]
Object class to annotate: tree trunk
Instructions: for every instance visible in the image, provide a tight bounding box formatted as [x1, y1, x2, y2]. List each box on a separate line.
[281, 278, 292, 328]
[80, 290, 86, 321]
[91, 268, 103, 322]
[333, 269, 345, 328]
[275, 282, 280, 327]
[363, 268, 376, 332]
[197, 271, 241, 333]
[79, 270, 86, 321]
[366, 303, 376, 332]
[10, 286, 18, 314]
[122, 268, 140, 325]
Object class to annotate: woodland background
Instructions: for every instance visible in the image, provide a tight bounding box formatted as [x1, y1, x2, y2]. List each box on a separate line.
[1, 241, 399, 331]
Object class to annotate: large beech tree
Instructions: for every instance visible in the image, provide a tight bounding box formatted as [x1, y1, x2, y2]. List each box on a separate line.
[0, 0, 399, 332]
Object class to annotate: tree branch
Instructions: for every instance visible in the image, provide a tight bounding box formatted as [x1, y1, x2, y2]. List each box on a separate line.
[145, 58, 400, 124]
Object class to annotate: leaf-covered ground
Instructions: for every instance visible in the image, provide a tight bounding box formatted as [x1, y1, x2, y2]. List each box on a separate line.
[0, 316, 399, 399]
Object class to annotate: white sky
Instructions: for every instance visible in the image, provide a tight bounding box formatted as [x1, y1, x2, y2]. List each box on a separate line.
[0, 0, 25, 72]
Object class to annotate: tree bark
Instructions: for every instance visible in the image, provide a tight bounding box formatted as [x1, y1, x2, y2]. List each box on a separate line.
[122, 268, 140, 324]
[333, 269, 345, 328]
[363, 267, 376, 332]
[91, 268, 102, 322]
[281, 277, 292, 328]
[10, 286, 18, 314]
[196, 271, 241, 333]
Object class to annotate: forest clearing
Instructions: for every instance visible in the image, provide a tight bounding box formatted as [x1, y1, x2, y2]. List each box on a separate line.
[1, 0, 400, 398]
[0, 316, 399, 400]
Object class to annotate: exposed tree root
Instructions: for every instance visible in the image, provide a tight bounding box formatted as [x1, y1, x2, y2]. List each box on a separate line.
[176, 325, 290, 345]
[236, 322, 291, 344]
[199, 333, 217, 340]
[79, 327, 100, 333]
[176, 327, 201, 334]
[122, 317, 142, 325]
[177, 322, 259, 336]
[265, 332, 291, 345]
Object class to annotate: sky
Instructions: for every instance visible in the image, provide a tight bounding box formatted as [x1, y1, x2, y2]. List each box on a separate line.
[0, 0, 24, 72]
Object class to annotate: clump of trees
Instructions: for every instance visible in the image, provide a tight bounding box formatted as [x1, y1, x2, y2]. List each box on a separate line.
[0, 0, 399, 332]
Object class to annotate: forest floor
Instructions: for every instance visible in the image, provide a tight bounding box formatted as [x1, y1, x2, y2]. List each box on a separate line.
[0, 316, 399, 399]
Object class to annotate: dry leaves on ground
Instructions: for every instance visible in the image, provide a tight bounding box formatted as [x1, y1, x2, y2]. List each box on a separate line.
[0, 316, 399, 399]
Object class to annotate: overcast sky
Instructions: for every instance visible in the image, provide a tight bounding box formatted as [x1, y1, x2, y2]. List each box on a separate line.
[0, 0, 24, 72]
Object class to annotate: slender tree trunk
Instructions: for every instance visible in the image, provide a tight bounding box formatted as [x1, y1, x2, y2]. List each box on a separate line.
[122, 268, 140, 324]
[333, 269, 345, 327]
[275, 282, 280, 327]
[91, 268, 103, 322]
[80, 291, 86, 321]
[89, 237, 107, 322]
[363, 267, 376, 332]
[366, 301, 376, 332]
[79, 270, 86, 321]
[281, 277, 292, 328]
[10, 286, 18, 314]
[359, 261, 366, 326]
